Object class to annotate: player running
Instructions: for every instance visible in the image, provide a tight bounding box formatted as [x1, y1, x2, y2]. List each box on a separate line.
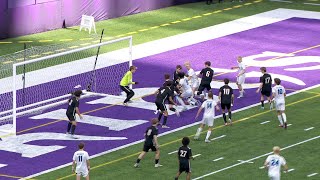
[120, 65, 138, 106]
[231, 56, 246, 98]
[194, 91, 219, 143]
[184, 61, 199, 96]
[264, 146, 288, 180]
[72, 142, 90, 180]
[219, 78, 234, 126]
[256, 67, 273, 110]
[196, 61, 214, 99]
[175, 137, 193, 180]
[272, 78, 288, 129]
[155, 81, 177, 128]
[66, 90, 83, 139]
[134, 118, 161, 168]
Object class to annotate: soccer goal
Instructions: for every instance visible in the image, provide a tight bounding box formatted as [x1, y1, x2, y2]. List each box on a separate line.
[0, 36, 133, 136]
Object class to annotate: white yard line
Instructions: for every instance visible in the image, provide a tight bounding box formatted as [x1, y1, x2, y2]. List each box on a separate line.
[304, 127, 314, 131]
[237, 160, 254, 164]
[269, 0, 292, 3]
[168, 150, 178, 155]
[213, 157, 224, 162]
[211, 135, 226, 141]
[307, 173, 318, 177]
[193, 154, 202, 158]
[260, 121, 270, 124]
[259, 166, 265, 169]
[304, 3, 320, 6]
[287, 168, 295, 172]
[194, 135, 320, 180]
[287, 124, 292, 127]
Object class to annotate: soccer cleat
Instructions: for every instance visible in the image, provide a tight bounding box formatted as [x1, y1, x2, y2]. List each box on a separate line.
[284, 122, 287, 129]
[123, 102, 128, 106]
[134, 163, 140, 168]
[224, 123, 228, 126]
[70, 134, 78, 139]
[205, 139, 211, 143]
[261, 106, 265, 110]
[162, 125, 170, 128]
[155, 163, 162, 168]
[229, 119, 232, 126]
[66, 132, 71, 137]
[237, 95, 243, 99]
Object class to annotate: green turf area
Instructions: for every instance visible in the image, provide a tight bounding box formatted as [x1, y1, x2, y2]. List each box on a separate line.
[35, 88, 320, 180]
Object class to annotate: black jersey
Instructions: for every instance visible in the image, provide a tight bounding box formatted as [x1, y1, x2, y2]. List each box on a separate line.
[260, 74, 272, 91]
[219, 85, 233, 104]
[178, 146, 192, 163]
[173, 71, 180, 85]
[66, 96, 79, 115]
[144, 126, 158, 145]
[200, 67, 214, 83]
[156, 86, 174, 102]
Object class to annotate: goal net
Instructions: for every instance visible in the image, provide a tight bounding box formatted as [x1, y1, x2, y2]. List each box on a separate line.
[0, 36, 132, 136]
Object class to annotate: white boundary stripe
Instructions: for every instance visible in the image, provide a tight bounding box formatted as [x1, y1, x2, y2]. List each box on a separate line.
[25, 85, 320, 179]
[213, 157, 224, 162]
[211, 135, 226, 141]
[287, 168, 295, 172]
[237, 160, 254, 164]
[304, 3, 320, 6]
[287, 124, 292, 127]
[259, 166, 265, 169]
[168, 150, 178, 155]
[194, 135, 320, 180]
[260, 121, 270, 124]
[193, 154, 202, 158]
[304, 127, 314, 131]
[307, 173, 318, 177]
[269, 0, 292, 3]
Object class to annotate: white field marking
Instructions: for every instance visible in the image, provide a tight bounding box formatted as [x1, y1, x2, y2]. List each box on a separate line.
[304, 127, 314, 131]
[213, 157, 224, 162]
[259, 166, 265, 169]
[193, 136, 320, 180]
[260, 121, 270, 124]
[168, 150, 178, 155]
[25, 84, 320, 180]
[307, 173, 318, 177]
[237, 160, 254, 164]
[211, 135, 226, 141]
[287, 168, 295, 172]
[3, 8, 320, 95]
[304, 3, 320, 6]
[269, 0, 292, 3]
[193, 154, 202, 158]
[287, 124, 292, 127]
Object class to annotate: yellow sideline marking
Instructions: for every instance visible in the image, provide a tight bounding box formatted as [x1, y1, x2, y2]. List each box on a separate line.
[182, 18, 192, 21]
[233, 5, 243, 8]
[244, 2, 252, 5]
[59, 39, 73, 42]
[149, 26, 160, 29]
[192, 15, 202, 19]
[0, 42, 12, 44]
[138, 28, 149, 32]
[103, 37, 114, 40]
[223, 8, 233, 11]
[92, 40, 100, 43]
[16, 58, 24, 61]
[29, 55, 41, 58]
[115, 34, 126, 38]
[68, 46, 79, 49]
[2, 61, 13, 64]
[80, 43, 91, 46]
[42, 51, 54, 55]
[160, 23, 170, 27]
[171, 20, 182, 24]
[203, 12, 213, 16]
[39, 40, 53, 42]
[126, 31, 138, 35]
[18, 41, 33, 43]
[57, 93, 320, 180]
[55, 49, 66, 52]
[213, 10, 222, 13]
[286, 88, 320, 95]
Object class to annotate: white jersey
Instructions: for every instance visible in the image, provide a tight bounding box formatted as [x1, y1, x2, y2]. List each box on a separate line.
[73, 150, 90, 172]
[265, 154, 286, 178]
[272, 85, 285, 102]
[201, 99, 217, 118]
[238, 62, 246, 77]
[180, 78, 192, 93]
[187, 68, 199, 84]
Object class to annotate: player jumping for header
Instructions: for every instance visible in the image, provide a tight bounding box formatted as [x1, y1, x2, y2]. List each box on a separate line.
[231, 56, 246, 98]
[256, 67, 273, 110]
[120, 65, 138, 106]
[272, 78, 288, 129]
[66, 90, 83, 139]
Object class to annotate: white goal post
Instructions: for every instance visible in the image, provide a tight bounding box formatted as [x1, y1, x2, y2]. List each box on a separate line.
[0, 36, 133, 136]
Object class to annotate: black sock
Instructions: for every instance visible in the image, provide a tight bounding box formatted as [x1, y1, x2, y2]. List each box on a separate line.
[158, 113, 163, 121]
[261, 101, 264, 107]
[223, 113, 227, 123]
[67, 122, 72, 133]
[169, 107, 176, 112]
[175, 178, 178, 180]
[155, 159, 159, 164]
[71, 125, 76, 135]
[136, 159, 141, 163]
[228, 111, 232, 119]
[163, 116, 168, 126]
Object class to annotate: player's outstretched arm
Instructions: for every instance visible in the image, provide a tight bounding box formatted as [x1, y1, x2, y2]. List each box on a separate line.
[195, 107, 203, 120]
[76, 107, 83, 119]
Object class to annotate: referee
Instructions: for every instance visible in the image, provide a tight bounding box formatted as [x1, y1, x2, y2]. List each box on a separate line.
[120, 65, 138, 106]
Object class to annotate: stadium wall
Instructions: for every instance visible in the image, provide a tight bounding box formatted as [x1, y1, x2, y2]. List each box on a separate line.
[0, 0, 203, 39]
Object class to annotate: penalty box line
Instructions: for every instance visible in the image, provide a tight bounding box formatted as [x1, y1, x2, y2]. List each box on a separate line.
[56, 91, 320, 180]
[193, 135, 320, 180]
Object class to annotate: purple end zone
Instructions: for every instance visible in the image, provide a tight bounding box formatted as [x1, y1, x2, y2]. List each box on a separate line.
[0, 17, 319, 179]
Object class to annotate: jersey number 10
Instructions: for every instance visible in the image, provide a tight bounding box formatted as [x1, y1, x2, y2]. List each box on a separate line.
[223, 88, 230, 95]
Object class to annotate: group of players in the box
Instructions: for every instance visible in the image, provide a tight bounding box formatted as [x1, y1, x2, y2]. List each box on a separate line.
[68, 56, 289, 180]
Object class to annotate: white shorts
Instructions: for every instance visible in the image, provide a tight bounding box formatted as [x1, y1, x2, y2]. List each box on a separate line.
[201, 117, 214, 127]
[275, 101, 285, 111]
[76, 169, 89, 177]
[181, 90, 193, 98]
[268, 174, 280, 180]
[191, 80, 199, 89]
[237, 75, 245, 85]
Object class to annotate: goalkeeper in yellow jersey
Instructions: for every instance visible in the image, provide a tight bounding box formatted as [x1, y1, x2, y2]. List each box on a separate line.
[120, 66, 138, 106]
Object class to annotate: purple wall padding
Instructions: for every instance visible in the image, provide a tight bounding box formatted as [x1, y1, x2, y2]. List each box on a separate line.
[0, 0, 203, 39]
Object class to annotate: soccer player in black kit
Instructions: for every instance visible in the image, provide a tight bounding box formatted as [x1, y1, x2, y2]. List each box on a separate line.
[197, 61, 214, 98]
[155, 81, 177, 128]
[256, 67, 273, 110]
[134, 118, 161, 168]
[173, 65, 183, 86]
[66, 90, 83, 139]
[163, 74, 180, 116]
[175, 137, 193, 180]
[219, 78, 234, 126]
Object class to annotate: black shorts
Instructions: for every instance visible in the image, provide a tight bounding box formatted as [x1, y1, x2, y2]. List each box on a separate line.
[198, 83, 211, 93]
[66, 113, 76, 121]
[179, 161, 191, 173]
[143, 143, 157, 152]
[155, 101, 167, 112]
[221, 103, 231, 110]
[261, 89, 271, 97]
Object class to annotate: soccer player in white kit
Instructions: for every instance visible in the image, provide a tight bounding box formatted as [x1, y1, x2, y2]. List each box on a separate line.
[184, 61, 199, 96]
[177, 72, 197, 109]
[272, 78, 288, 129]
[72, 142, 90, 180]
[194, 91, 219, 143]
[264, 146, 288, 180]
[231, 56, 246, 98]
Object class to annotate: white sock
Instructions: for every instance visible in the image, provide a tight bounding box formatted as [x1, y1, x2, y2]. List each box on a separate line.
[195, 128, 202, 137]
[282, 113, 287, 123]
[205, 131, 212, 140]
[240, 90, 243, 96]
[277, 115, 283, 125]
